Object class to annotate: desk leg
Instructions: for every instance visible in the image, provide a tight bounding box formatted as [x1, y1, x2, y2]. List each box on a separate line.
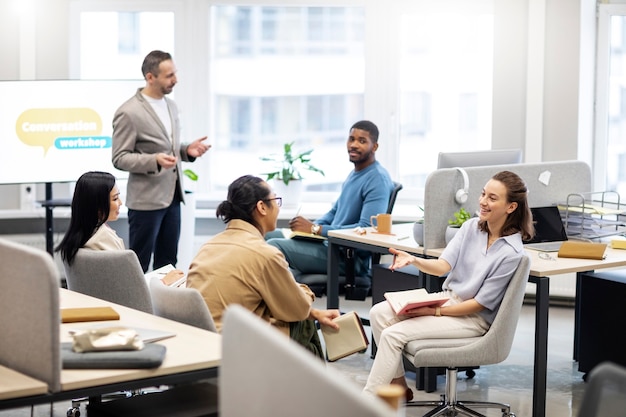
[530, 275, 549, 417]
[573, 271, 590, 362]
[326, 240, 341, 309]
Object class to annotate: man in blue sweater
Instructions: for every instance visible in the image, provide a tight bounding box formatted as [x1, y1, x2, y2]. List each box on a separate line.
[267, 120, 394, 278]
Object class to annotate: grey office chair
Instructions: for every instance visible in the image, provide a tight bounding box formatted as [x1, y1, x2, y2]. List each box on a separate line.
[294, 181, 403, 300]
[403, 255, 531, 417]
[64, 249, 153, 314]
[577, 361, 626, 417]
[63, 249, 157, 416]
[149, 277, 217, 332]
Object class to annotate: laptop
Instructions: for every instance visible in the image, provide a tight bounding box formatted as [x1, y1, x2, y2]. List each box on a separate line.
[524, 206, 569, 252]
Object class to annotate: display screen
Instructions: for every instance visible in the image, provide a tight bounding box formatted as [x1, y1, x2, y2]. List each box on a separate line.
[0, 80, 142, 184]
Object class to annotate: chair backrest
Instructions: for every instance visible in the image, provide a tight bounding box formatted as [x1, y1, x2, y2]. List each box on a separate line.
[149, 277, 217, 332]
[64, 249, 153, 314]
[386, 182, 403, 214]
[221, 305, 396, 417]
[409, 255, 531, 367]
[578, 361, 626, 416]
[0, 239, 61, 392]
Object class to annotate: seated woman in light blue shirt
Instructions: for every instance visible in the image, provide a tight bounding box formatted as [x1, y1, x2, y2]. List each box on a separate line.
[362, 170, 535, 401]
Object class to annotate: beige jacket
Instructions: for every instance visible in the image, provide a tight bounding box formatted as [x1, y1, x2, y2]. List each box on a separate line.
[84, 224, 125, 251]
[112, 88, 194, 210]
[186, 220, 315, 336]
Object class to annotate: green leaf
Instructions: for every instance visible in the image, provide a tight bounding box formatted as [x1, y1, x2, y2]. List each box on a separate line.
[183, 169, 198, 181]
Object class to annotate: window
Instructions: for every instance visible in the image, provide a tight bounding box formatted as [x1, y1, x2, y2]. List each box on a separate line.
[596, 6, 626, 195]
[397, 8, 493, 193]
[70, 1, 496, 206]
[76, 11, 174, 79]
[209, 5, 366, 196]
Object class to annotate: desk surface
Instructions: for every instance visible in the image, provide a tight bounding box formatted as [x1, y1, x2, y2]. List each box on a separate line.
[0, 365, 48, 401]
[330, 223, 626, 275]
[526, 247, 626, 276]
[59, 289, 221, 392]
[328, 223, 425, 255]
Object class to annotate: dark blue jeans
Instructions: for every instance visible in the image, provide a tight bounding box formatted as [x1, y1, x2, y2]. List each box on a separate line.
[128, 199, 181, 272]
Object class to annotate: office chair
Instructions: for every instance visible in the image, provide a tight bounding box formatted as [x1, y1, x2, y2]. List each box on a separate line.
[294, 181, 403, 301]
[577, 361, 626, 417]
[403, 255, 530, 417]
[63, 249, 156, 416]
[63, 249, 153, 314]
[149, 277, 217, 332]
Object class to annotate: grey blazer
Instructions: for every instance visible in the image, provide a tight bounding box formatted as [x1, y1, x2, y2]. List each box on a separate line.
[112, 88, 195, 210]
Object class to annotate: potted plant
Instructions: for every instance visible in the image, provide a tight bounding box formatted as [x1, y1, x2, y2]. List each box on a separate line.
[260, 142, 325, 208]
[445, 207, 471, 244]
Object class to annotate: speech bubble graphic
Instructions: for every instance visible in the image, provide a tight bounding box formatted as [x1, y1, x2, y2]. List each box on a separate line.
[16, 108, 103, 155]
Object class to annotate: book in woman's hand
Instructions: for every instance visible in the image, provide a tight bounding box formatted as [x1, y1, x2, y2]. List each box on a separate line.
[320, 311, 369, 361]
[384, 288, 449, 315]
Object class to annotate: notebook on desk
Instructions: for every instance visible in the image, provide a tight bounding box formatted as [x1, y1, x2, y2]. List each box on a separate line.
[524, 206, 569, 252]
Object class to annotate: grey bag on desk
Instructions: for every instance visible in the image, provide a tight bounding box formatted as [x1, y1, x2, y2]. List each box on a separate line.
[61, 343, 166, 369]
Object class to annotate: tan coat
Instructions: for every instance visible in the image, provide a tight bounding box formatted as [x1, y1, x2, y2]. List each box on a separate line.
[112, 88, 194, 210]
[186, 220, 315, 336]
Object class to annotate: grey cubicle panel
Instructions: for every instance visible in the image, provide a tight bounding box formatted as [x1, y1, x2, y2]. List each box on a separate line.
[0, 239, 61, 392]
[422, 160, 591, 250]
[221, 305, 397, 417]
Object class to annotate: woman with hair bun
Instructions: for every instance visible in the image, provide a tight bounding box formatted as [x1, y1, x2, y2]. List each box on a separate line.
[186, 175, 340, 358]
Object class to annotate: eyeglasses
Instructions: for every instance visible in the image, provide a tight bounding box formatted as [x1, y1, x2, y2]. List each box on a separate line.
[264, 197, 282, 208]
[538, 252, 556, 261]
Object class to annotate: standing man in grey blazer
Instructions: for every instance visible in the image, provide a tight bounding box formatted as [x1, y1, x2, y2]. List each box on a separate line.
[112, 50, 210, 272]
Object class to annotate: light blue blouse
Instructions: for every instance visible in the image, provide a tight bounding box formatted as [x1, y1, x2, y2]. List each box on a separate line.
[439, 217, 526, 324]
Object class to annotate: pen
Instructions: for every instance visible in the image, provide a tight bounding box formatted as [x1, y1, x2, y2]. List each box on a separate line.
[398, 235, 410, 240]
[295, 205, 302, 218]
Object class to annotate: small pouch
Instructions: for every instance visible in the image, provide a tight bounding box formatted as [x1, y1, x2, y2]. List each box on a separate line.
[71, 326, 144, 353]
[557, 241, 607, 260]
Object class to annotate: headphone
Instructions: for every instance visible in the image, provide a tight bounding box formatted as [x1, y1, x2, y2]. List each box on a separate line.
[454, 167, 469, 205]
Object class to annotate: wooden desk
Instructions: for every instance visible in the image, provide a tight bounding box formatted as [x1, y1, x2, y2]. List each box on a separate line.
[0, 366, 48, 401]
[325, 223, 424, 308]
[58, 289, 221, 392]
[326, 226, 626, 417]
[0, 289, 221, 410]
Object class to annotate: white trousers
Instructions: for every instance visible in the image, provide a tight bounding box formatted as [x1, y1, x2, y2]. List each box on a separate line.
[362, 292, 490, 396]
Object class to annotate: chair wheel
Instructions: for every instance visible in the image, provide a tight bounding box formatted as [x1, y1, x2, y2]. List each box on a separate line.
[66, 407, 80, 417]
[466, 369, 476, 378]
[504, 413, 516, 417]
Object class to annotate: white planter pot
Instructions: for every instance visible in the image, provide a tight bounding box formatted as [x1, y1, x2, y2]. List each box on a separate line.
[272, 179, 303, 209]
[413, 221, 424, 246]
[445, 226, 460, 245]
[177, 192, 196, 271]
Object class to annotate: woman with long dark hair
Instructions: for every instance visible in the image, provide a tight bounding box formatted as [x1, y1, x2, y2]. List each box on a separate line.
[56, 171, 124, 265]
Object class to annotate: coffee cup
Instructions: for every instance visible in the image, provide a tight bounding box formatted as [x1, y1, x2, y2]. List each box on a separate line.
[370, 213, 392, 234]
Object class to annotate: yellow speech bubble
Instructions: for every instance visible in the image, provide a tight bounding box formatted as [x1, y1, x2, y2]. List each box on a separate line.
[16, 108, 103, 155]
